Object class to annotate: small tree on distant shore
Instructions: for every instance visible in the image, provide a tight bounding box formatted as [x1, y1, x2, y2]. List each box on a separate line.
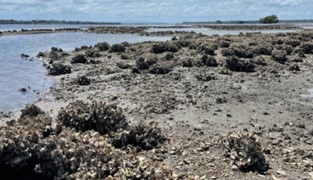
[259, 15, 279, 24]
[216, 20, 223, 24]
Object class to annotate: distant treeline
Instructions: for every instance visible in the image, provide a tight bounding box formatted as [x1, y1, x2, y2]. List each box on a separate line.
[0, 19, 121, 25]
[183, 19, 313, 24]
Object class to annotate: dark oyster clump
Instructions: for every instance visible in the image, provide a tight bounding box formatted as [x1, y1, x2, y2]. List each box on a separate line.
[57, 101, 128, 135]
[223, 131, 268, 172]
[47, 64, 71, 76]
[271, 49, 287, 64]
[0, 115, 56, 179]
[21, 104, 44, 118]
[226, 57, 255, 72]
[112, 123, 167, 150]
[0, 102, 172, 179]
[71, 54, 87, 64]
[109, 44, 125, 53]
[76, 75, 91, 86]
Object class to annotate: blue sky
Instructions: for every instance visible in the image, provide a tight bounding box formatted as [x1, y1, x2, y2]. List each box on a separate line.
[0, 0, 312, 22]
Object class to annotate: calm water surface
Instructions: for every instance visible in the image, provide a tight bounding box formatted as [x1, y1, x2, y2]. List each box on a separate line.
[0, 23, 179, 31]
[0, 32, 171, 112]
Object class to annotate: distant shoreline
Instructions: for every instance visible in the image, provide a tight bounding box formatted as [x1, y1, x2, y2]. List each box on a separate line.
[0, 19, 121, 25]
[183, 19, 313, 25]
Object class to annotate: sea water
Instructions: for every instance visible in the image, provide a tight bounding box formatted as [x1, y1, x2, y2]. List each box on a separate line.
[0, 31, 171, 112]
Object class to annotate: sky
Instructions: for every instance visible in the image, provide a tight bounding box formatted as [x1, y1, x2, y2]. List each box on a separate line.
[0, 0, 312, 23]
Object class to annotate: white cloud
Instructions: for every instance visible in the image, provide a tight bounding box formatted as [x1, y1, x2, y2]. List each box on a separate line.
[0, 0, 312, 22]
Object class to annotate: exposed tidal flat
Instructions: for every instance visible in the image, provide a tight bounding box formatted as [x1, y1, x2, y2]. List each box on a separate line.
[0, 25, 313, 179]
[0, 24, 303, 113]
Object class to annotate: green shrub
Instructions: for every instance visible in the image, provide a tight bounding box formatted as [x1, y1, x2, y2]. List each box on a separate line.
[259, 15, 279, 24]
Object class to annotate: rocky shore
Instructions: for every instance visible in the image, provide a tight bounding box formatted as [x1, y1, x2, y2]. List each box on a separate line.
[194, 24, 301, 30]
[1, 30, 313, 179]
[0, 24, 304, 37]
[0, 28, 84, 36]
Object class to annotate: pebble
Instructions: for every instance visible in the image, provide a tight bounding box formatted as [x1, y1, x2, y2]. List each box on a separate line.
[276, 170, 287, 177]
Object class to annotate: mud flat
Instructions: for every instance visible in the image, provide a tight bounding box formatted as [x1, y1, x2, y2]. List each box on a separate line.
[1, 30, 313, 179]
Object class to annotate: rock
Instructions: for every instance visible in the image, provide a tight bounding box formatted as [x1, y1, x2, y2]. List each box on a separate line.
[164, 53, 175, 60]
[0, 120, 168, 179]
[151, 42, 178, 54]
[276, 170, 287, 177]
[19, 88, 28, 93]
[149, 66, 171, 75]
[71, 54, 87, 64]
[222, 46, 254, 58]
[196, 72, 216, 81]
[77, 76, 91, 86]
[36, 52, 45, 58]
[94, 42, 110, 51]
[89, 59, 101, 64]
[49, 52, 60, 60]
[51, 47, 63, 53]
[85, 49, 101, 58]
[219, 40, 231, 48]
[132, 68, 141, 74]
[172, 36, 178, 41]
[0, 115, 55, 179]
[300, 42, 313, 54]
[286, 39, 301, 47]
[57, 100, 128, 135]
[182, 58, 194, 67]
[254, 56, 268, 66]
[201, 55, 218, 67]
[21, 53, 30, 58]
[0, 101, 173, 179]
[289, 64, 300, 72]
[120, 54, 129, 60]
[112, 123, 167, 150]
[271, 49, 287, 64]
[223, 131, 268, 172]
[136, 57, 156, 70]
[216, 97, 227, 104]
[291, 57, 303, 63]
[20, 104, 44, 118]
[116, 62, 131, 69]
[253, 44, 273, 55]
[48, 64, 71, 76]
[226, 57, 255, 72]
[203, 47, 216, 55]
[109, 44, 125, 53]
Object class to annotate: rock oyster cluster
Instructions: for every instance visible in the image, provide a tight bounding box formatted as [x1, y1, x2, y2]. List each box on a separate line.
[76, 75, 91, 86]
[0, 101, 172, 179]
[223, 131, 268, 172]
[112, 123, 167, 150]
[20, 104, 44, 118]
[57, 101, 128, 135]
[47, 64, 71, 76]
